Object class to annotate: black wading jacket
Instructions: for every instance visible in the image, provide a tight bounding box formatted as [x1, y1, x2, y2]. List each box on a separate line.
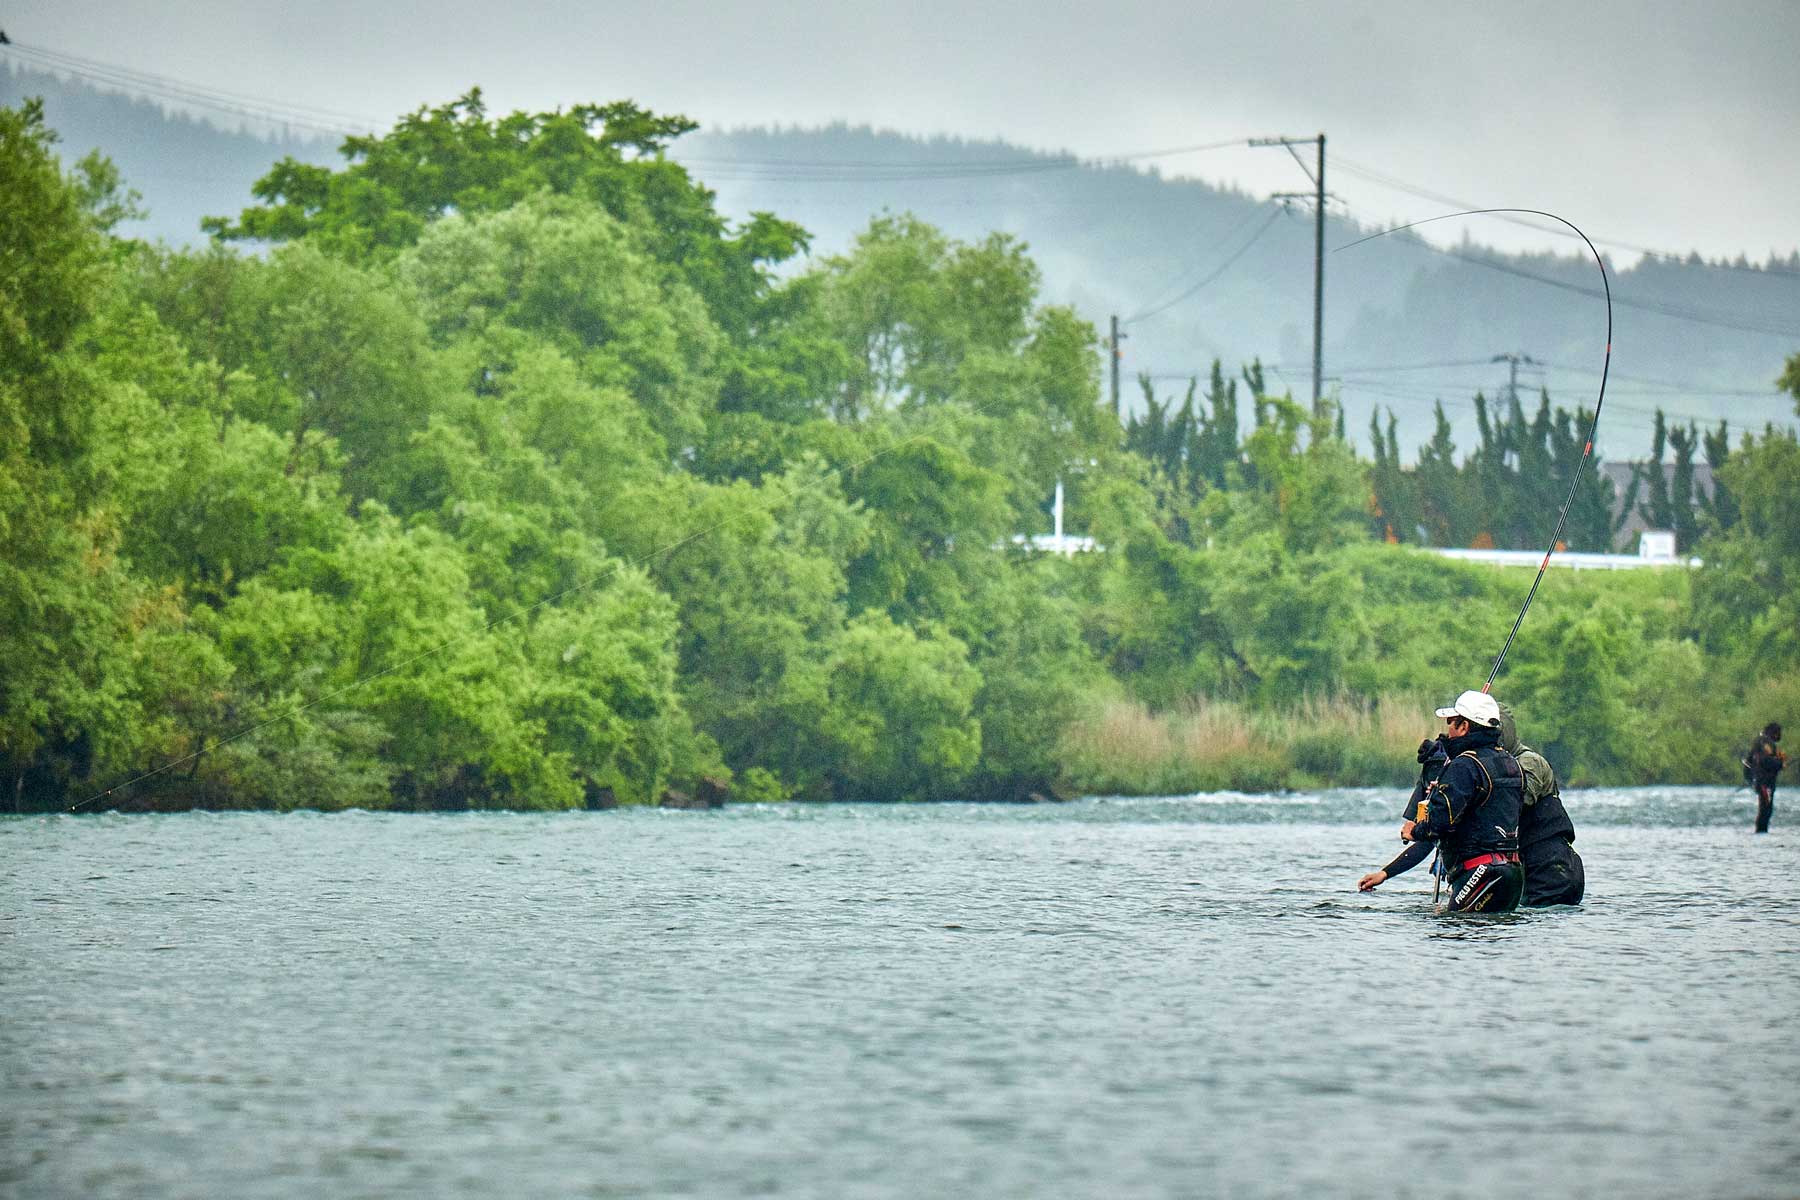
[1409, 725, 1522, 865]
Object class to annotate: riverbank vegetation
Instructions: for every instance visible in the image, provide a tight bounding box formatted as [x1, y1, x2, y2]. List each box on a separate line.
[4, 94, 1797, 811]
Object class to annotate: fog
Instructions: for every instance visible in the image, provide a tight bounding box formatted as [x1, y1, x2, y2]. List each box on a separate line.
[6, 0, 1797, 262]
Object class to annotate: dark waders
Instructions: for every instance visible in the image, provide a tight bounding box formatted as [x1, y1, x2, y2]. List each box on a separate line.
[1444, 854, 1524, 913]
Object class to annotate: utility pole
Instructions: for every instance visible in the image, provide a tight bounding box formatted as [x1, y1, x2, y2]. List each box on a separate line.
[1250, 133, 1327, 416]
[1490, 352, 1541, 408]
[1109, 315, 1126, 417]
[1312, 134, 1324, 419]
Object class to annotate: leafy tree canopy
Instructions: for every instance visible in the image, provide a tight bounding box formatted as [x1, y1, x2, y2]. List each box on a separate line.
[202, 91, 807, 338]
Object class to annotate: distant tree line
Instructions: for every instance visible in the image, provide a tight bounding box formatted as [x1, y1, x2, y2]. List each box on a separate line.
[1126, 366, 1747, 556]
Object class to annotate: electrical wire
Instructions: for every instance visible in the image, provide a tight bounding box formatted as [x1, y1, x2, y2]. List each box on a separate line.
[1332, 197, 1797, 338]
[1338, 380, 1783, 441]
[674, 136, 1250, 182]
[1140, 356, 1786, 433]
[2, 40, 381, 135]
[1121, 206, 1286, 325]
[1331, 152, 1800, 280]
[1421, 243, 1795, 338]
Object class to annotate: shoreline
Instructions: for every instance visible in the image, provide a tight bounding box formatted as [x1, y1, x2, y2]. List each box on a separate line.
[9, 780, 1759, 817]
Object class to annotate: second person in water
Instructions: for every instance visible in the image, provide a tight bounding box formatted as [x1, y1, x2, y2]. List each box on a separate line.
[1497, 702, 1584, 905]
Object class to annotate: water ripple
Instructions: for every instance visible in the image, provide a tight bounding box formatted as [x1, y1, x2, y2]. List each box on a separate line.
[2, 796, 1796, 1198]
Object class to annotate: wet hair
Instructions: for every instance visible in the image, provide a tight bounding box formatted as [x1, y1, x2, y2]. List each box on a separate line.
[1766, 722, 1783, 741]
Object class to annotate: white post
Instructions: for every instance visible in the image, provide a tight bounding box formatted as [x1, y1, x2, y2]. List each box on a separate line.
[1053, 479, 1065, 542]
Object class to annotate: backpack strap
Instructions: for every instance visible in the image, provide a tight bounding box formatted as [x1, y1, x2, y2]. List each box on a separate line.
[1456, 749, 1494, 804]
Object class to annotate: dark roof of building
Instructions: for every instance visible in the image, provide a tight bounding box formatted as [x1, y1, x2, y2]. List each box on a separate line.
[1598, 461, 1716, 542]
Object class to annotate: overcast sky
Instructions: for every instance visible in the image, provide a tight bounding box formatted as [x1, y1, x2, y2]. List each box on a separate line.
[6, 0, 1798, 264]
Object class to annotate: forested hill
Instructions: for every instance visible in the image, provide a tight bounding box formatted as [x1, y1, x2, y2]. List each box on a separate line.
[6, 61, 1796, 461]
[682, 126, 1798, 462]
[0, 62, 337, 247]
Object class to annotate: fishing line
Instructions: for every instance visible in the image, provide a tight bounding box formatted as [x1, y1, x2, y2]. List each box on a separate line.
[1336, 207, 1614, 691]
[67, 347, 1109, 812]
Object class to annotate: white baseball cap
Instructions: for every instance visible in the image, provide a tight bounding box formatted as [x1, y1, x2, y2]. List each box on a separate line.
[1435, 689, 1501, 728]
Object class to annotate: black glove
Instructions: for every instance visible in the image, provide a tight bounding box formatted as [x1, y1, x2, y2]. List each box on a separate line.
[1417, 736, 1445, 765]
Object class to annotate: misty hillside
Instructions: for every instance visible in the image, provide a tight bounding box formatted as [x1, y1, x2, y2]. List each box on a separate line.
[684, 126, 1798, 463]
[7, 61, 1795, 461]
[0, 61, 337, 247]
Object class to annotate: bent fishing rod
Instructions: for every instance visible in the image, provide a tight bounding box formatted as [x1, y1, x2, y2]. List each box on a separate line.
[1341, 210, 1612, 908]
[1338, 208, 1614, 692]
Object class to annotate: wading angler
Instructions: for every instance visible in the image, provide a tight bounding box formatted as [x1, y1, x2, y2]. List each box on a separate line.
[1359, 690, 1524, 913]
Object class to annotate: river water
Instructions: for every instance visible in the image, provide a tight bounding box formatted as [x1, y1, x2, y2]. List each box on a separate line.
[4, 788, 1795, 1199]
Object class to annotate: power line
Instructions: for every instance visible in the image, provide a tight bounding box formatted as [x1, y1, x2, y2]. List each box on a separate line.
[1139, 357, 1791, 440]
[1328, 369, 1781, 403]
[1339, 368, 1771, 401]
[1334, 204, 1799, 338]
[1435, 245, 1796, 337]
[679, 135, 1250, 182]
[1180, 356, 1781, 399]
[1330, 152, 1800, 280]
[1341, 379, 1783, 410]
[1121, 206, 1286, 325]
[2, 40, 381, 135]
[1529, 359, 1784, 397]
[1119, 203, 1270, 316]
[1337, 377, 1789, 440]
[11, 31, 1796, 297]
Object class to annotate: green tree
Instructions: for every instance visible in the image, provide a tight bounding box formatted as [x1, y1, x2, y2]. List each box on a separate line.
[1549, 404, 1623, 551]
[0, 101, 141, 807]
[1413, 402, 1474, 546]
[1203, 396, 1368, 555]
[1367, 407, 1418, 543]
[813, 214, 1042, 418]
[604, 460, 869, 792]
[1697, 420, 1738, 535]
[1690, 428, 1800, 667]
[396, 195, 721, 450]
[1501, 602, 1636, 781]
[1634, 410, 1674, 545]
[962, 560, 1114, 799]
[841, 430, 1011, 629]
[136, 243, 451, 502]
[1667, 419, 1701, 552]
[204, 91, 806, 341]
[794, 612, 983, 802]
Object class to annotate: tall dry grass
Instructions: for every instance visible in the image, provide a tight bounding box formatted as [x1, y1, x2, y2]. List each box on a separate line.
[1061, 694, 1432, 794]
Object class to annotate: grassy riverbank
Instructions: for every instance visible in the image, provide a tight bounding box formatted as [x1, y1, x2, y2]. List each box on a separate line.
[1060, 681, 1800, 795]
[1061, 696, 1426, 795]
